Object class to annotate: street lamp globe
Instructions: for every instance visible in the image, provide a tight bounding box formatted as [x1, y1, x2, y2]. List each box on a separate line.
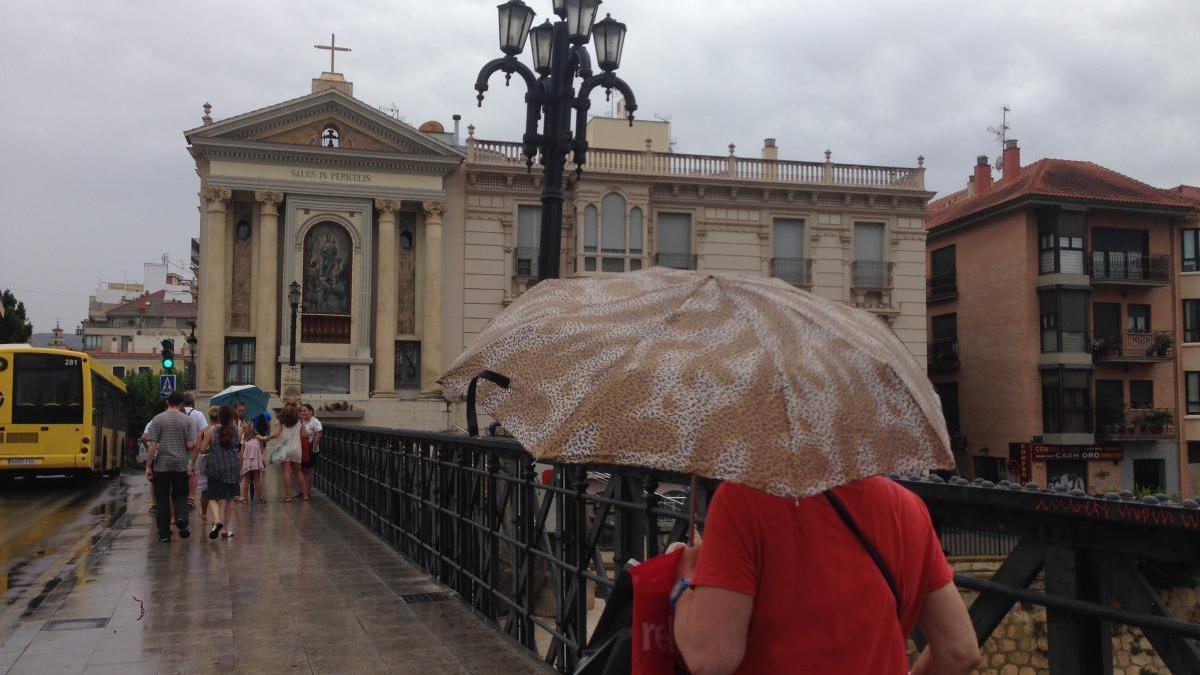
[564, 0, 602, 45]
[551, 0, 567, 18]
[497, 0, 537, 56]
[592, 13, 626, 71]
[529, 20, 555, 75]
[288, 280, 301, 309]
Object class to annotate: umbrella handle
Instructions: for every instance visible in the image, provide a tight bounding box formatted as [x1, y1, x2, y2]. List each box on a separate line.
[465, 370, 511, 437]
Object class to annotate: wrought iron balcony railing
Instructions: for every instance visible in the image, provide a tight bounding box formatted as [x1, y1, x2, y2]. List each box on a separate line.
[851, 260, 894, 289]
[301, 313, 351, 344]
[927, 271, 957, 301]
[1097, 407, 1176, 439]
[653, 252, 696, 270]
[770, 257, 812, 286]
[1091, 330, 1174, 362]
[928, 337, 959, 372]
[515, 246, 539, 278]
[1088, 250, 1171, 285]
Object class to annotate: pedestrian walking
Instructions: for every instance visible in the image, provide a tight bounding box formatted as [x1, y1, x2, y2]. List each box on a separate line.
[238, 422, 265, 504]
[182, 393, 207, 510]
[145, 392, 196, 543]
[259, 403, 306, 503]
[297, 403, 322, 500]
[203, 405, 242, 539]
[191, 407, 219, 522]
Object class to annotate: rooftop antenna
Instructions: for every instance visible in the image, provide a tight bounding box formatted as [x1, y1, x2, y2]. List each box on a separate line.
[987, 105, 1011, 170]
[377, 102, 403, 121]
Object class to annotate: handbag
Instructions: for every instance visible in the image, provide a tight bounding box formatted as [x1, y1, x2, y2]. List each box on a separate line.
[300, 423, 312, 464]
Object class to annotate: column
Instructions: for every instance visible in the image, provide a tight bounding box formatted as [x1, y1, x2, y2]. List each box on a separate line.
[373, 199, 401, 396]
[254, 191, 283, 393]
[198, 188, 231, 392]
[419, 201, 446, 398]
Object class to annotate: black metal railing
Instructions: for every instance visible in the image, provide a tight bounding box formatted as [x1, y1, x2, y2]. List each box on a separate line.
[1089, 251, 1171, 284]
[851, 260, 894, 289]
[928, 336, 959, 372]
[1097, 407, 1177, 439]
[515, 246, 539, 278]
[653, 252, 696, 270]
[770, 257, 811, 286]
[927, 271, 957, 301]
[1091, 330, 1174, 361]
[317, 427, 1200, 674]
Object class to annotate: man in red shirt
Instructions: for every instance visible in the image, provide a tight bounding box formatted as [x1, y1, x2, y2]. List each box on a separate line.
[672, 476, 980, 675]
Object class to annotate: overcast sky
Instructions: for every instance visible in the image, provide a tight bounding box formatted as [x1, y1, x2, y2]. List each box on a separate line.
[3, 0, 1198, 331]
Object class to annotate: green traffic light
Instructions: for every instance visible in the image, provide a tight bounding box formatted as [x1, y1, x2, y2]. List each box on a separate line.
[162, 359, 174, 369]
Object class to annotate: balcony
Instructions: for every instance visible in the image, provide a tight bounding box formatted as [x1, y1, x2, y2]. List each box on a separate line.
[654, 252, 696, 270]
[1097, 407, 1176, 440]
[851, 260, 894, 290]
[927, 271, 957, 302]
[515, 246, 539, 278]
[1091, 330, 1174, 363]
[1088, 251, 1170, 286]
[301, 313, 351, 344]
[770, 257, 811, 286]
[928, 337, 959, 373]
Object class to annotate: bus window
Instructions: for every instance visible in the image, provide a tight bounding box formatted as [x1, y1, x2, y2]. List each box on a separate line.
[13, 353, 84, 424]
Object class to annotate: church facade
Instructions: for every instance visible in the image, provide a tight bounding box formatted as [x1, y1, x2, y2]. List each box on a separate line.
[186, 71, 935, 430]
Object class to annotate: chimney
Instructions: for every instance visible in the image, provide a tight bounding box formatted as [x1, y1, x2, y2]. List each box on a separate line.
[974, 155, 993, 192]
[1002, 139, 1021, 181]
[452, 114, 462, 146]
[966, 175, 976, 198]
[762, 138, 778, 161]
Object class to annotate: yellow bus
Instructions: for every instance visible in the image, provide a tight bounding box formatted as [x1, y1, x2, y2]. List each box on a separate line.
[0, 345, 129, 481]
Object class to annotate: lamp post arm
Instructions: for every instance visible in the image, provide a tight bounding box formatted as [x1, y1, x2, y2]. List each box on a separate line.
[578, 72, 638, 125]
[571, 45, 594, 79]
[474, 56, 541, 107]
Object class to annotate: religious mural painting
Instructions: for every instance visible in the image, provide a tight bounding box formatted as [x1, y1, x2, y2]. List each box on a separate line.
[397, 212, 417, 334]
[303, 222, 353, 315]
[230, 215, 253, 330]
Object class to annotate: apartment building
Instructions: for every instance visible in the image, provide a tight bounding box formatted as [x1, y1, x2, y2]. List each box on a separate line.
[926, 140, 1198, 496]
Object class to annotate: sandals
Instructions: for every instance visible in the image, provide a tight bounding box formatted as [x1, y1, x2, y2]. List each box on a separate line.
[256, 498, 267, 504]
[235, 497, 248, 504]
[281, 497, 293, 503]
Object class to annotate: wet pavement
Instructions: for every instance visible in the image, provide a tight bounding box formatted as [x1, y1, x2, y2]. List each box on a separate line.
[0, 470, 553, 674]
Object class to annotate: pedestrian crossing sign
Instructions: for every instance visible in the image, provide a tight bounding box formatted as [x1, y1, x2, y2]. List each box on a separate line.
[159, 374, 176, 398]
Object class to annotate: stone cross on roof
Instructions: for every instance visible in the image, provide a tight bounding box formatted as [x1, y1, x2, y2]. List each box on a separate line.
[314, 33, 351, 73]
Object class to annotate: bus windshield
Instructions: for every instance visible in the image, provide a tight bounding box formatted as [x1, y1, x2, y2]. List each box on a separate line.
[13, 353, 84, 424]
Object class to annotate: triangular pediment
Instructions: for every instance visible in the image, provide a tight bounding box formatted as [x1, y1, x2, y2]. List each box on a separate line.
[185, 88, 463, 160]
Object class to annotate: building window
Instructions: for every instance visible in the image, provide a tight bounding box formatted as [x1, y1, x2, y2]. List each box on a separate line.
[1188, 372, 1200, 415]
[1129, 380, 1154, 409]
[929, 314, 958, 371]
[138, 366, 152, 375]
[1038, 209, 1085, 275]
[929, 245, 956, 299]
[934, 382, 959, 433]
[395, 340, 421, 391]
[1039, 290, 1088, 353]
[321, 124, 340, 148]
[1133, 459, 1166, 493]
[655, 212, 693, 269]
[84, 335, 102, 351]
[771, 219, 807, 286]
[579, 193, 644, 273]
[224, 338, 255, 386]
[1184, 300, 1200, 343]
[1042, 367, 1091, 434]
[516, 204, 540, 277]
[852, 222, 888, 288]
[1188, 441, 1200, 464]
[1183, 229, 1200, 272]
[1127, 304, 1151, 333]
[111, 365, 126, 379]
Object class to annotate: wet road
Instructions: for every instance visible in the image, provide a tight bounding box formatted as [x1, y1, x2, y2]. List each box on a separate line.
[0, 473, 133, 643]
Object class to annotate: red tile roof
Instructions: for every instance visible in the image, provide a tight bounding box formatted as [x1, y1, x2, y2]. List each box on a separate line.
[1169, 184, 1200, 204]
[107, 290, 196, 319]
[927, 159, 1195, 231]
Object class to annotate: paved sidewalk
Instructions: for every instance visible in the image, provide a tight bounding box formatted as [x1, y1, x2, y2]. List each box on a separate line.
[0, 472, 552, 675]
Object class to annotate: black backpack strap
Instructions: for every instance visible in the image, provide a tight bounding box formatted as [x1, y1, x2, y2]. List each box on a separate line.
[823, 489, 902, 620]
[466, 370, 511, 437]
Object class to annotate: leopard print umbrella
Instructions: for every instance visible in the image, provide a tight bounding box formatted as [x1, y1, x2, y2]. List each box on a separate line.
[440, 267, 953, 499]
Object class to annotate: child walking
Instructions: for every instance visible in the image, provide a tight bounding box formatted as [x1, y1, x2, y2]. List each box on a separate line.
[239, 421, 265, 504]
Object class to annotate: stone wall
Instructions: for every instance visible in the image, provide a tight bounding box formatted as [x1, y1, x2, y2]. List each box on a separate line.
[908, 557, 1200, 675]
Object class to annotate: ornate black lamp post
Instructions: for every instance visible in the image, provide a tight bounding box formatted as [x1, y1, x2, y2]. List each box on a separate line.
[475, 0, 637, 281]
[185, 321, 198, 390]
[288, 281, 301, 367]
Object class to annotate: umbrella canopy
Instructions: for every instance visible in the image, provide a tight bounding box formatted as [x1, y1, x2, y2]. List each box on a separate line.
[440, 267, 953, 499]
[210, 384, 270, 420]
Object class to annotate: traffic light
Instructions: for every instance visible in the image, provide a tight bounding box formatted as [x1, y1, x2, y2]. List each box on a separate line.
[161, 339, 175, 371]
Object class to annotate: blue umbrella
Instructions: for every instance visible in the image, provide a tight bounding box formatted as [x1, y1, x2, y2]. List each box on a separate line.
[210, 384, 271, 420]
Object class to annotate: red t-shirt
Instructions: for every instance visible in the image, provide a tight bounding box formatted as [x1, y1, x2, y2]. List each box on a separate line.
[690, 476, 953, 674]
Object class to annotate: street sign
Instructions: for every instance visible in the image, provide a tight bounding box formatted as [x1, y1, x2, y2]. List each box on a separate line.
[159, 374, 176, 398]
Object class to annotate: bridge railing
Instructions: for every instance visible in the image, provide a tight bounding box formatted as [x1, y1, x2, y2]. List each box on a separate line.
[315, 426, 1200, 675]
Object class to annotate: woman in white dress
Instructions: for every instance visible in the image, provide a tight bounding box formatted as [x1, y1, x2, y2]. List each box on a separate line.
[259, 403, 306, 503]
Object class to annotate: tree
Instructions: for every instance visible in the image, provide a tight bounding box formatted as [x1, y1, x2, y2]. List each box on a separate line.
[124, 369, 165, 439]
[0, 289, 33, 343]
